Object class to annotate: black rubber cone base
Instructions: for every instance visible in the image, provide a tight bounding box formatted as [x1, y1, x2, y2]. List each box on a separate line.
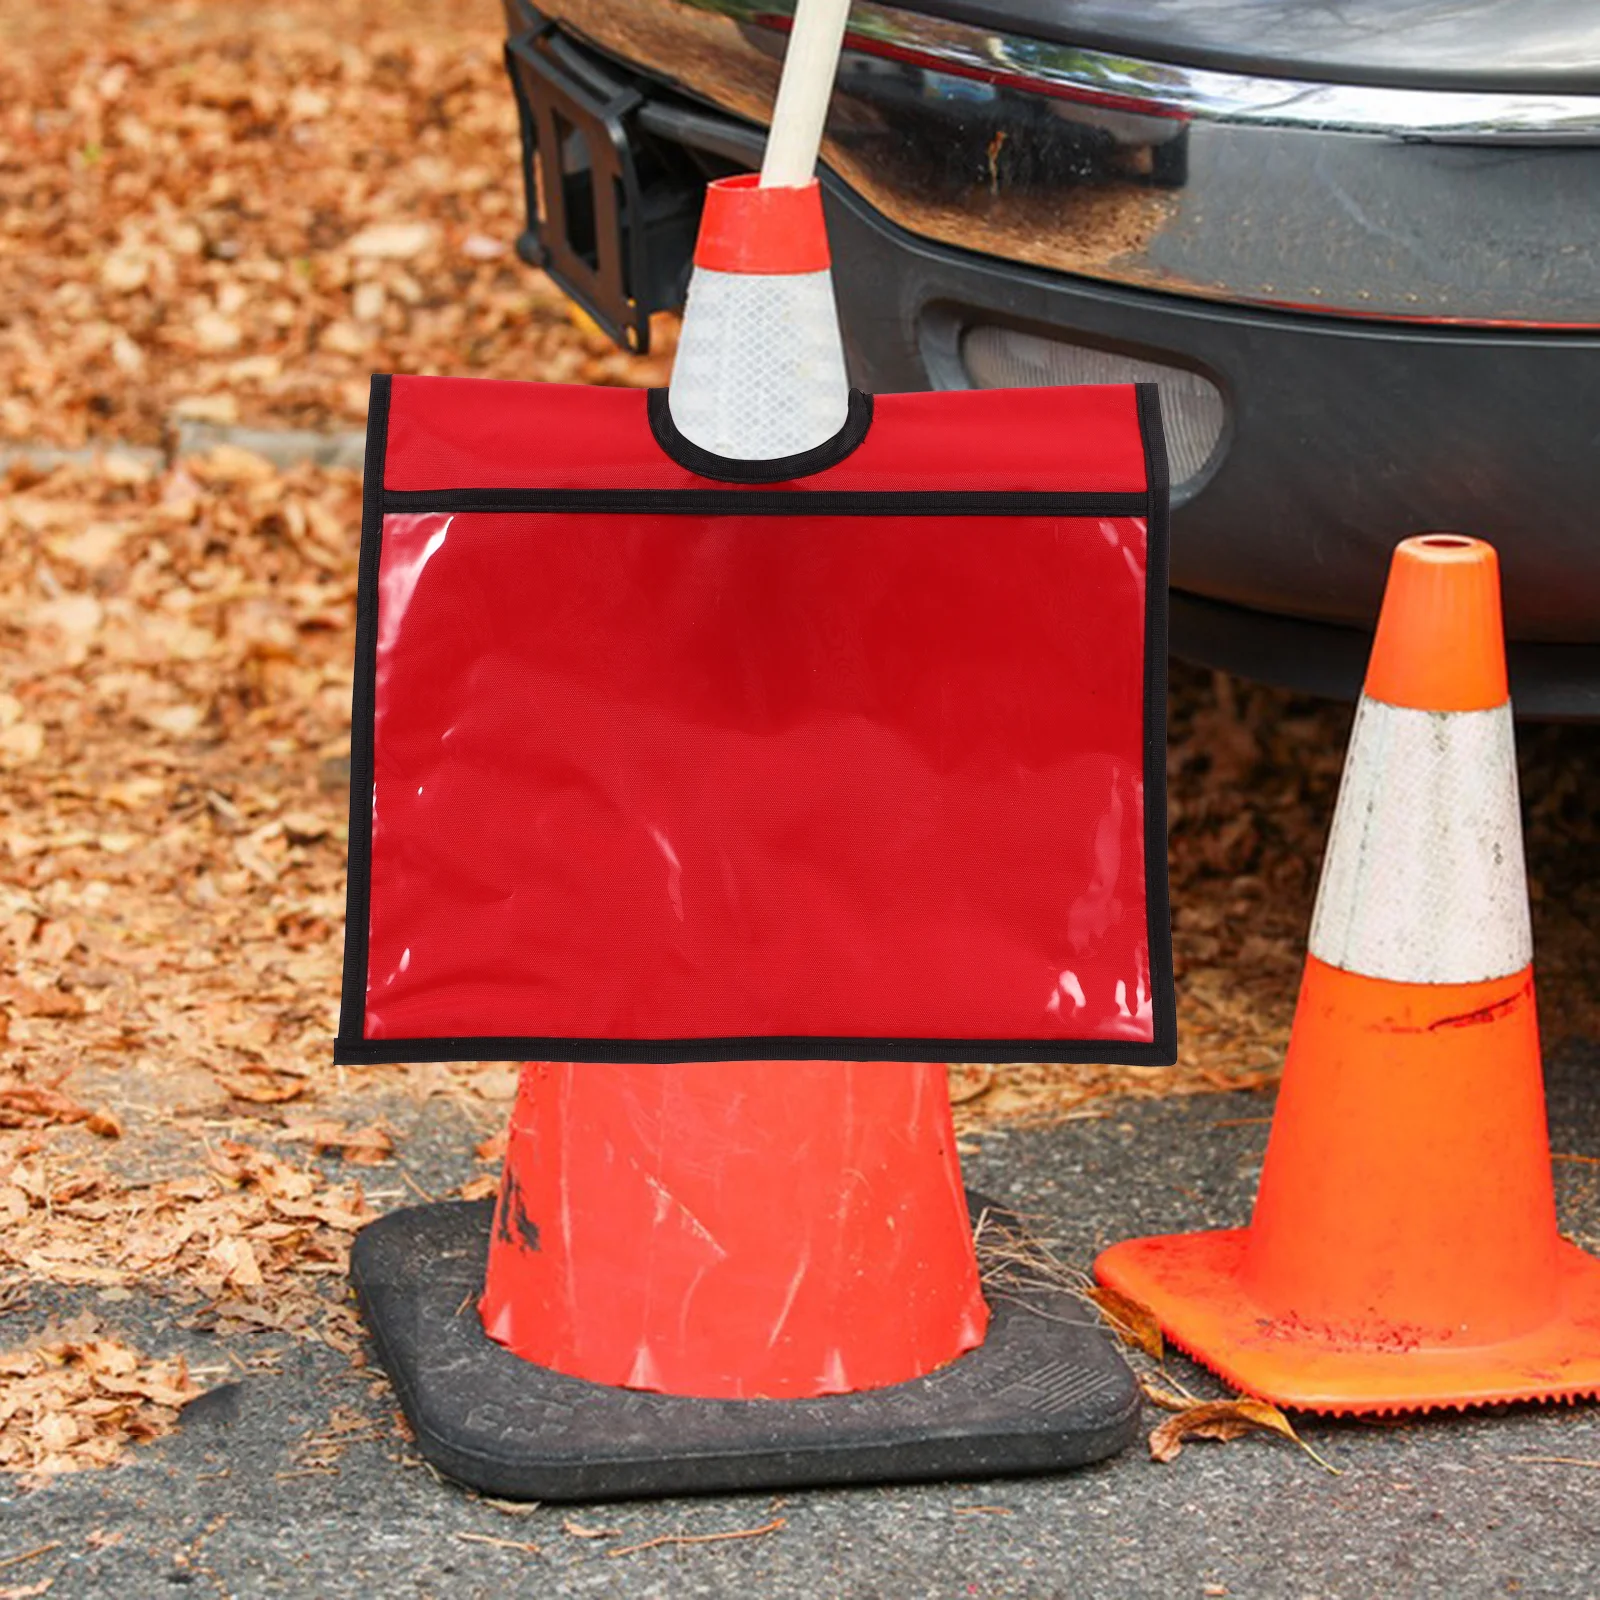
[350, 1196, 1140, 1502]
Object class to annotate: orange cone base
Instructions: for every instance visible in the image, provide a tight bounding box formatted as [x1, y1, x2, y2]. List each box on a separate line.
[1097, 1230, 1600, 1414]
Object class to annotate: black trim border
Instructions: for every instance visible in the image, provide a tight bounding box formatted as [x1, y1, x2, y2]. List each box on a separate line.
[1135, 381, 1178, 1065]
[381, 486, 1150, 517]
[336, 379, 1177, 1067]
[336, 1033, 1172, 1066]
[336, 373, 391, 1052]
[647, 386, 873, 482]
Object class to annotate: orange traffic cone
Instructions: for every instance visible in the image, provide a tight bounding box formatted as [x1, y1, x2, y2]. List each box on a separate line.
[479, 1059, 988, 1399]
[1097, 534, 1600, 1413]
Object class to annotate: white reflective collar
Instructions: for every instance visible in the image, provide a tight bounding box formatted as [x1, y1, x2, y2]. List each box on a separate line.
[1308, 696, 1533, 985]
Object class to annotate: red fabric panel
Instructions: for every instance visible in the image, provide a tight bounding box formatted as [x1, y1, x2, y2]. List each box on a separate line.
[383, 377, 1148, 495]
[365, 507, 1153, 1045]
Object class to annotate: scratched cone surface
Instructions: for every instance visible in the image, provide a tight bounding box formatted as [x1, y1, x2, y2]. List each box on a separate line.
[1097, 535, 1600, 1414]
[479, 1060, 987, 1398]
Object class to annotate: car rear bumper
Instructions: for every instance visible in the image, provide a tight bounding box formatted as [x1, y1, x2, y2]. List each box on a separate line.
[818, 175, 1600, 717]
[528, 0, 1600, 329]
[503, 2, 1600, 716]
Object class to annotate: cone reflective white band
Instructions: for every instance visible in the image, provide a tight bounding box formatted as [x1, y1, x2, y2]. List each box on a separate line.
[667, 266, 850, 459]
[1308, 695, 1533, 985]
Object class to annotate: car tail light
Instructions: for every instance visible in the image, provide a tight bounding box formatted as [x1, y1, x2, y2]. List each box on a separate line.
[959, 326, 1225, 491]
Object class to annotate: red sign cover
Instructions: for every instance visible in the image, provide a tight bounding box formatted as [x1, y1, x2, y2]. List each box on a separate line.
[336, 375, 1174, 1063]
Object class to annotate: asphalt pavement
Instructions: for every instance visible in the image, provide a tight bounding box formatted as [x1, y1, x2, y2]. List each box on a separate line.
[6, 1046, 1598, 1600]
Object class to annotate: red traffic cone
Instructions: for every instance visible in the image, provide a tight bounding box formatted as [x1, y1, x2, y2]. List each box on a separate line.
[353, 1052, 1139, 1500]
[1097, 535, 1600, 1413]
[345, 0, 1145, 1498]
[349, 1045, 1148, 1500]
[479, 1060, 987, 1399]
[474, 0, 987, 1409]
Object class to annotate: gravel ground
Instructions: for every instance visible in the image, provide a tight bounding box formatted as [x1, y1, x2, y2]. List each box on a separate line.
[6, 1044, 1597, 1600]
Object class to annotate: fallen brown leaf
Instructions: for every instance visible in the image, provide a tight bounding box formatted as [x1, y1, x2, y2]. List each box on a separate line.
[216, 1068, 310, 1105]
[1141, 1377, 1342, 1472]
[0, 1085, 117, 1137]
[946, 1064, 995, 1106]
[0, 982, 84, 1020]
[1148, 1396, 1300, 1463]
[473, 1129, 508, 1164]
[1145, 1369, 1318, 1465]
[1088, 1284, 1165, 1361]
[280, 1120, 395, 1165]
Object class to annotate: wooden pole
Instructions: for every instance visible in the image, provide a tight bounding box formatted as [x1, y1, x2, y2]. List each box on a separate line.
[759, 0, 852, 188]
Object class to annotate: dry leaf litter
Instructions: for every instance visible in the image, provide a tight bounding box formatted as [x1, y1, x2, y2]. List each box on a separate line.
[0, 0, 674, 453]
[3, 0, 1598, 1490]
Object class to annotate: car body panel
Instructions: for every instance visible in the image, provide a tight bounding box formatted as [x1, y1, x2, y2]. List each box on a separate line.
[529, 0, 1600, 327]
[894, 0, 1600, 92]
[501, 1, 1600, 713]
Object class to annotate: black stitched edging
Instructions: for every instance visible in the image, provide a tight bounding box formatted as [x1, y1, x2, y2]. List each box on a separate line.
[1136, 381, 1179, 1066]
[334, 1035, 1177, 1066]
[381, 487, 1150, 517]
[335, 373, 389, 1050]
[646, 386, 873, 482]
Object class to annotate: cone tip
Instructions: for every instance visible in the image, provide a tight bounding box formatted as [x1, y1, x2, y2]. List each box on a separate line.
[694, 173, 831, 275]
[1364, 533, 1508, 712]
[1395, 532, 1497, 570]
